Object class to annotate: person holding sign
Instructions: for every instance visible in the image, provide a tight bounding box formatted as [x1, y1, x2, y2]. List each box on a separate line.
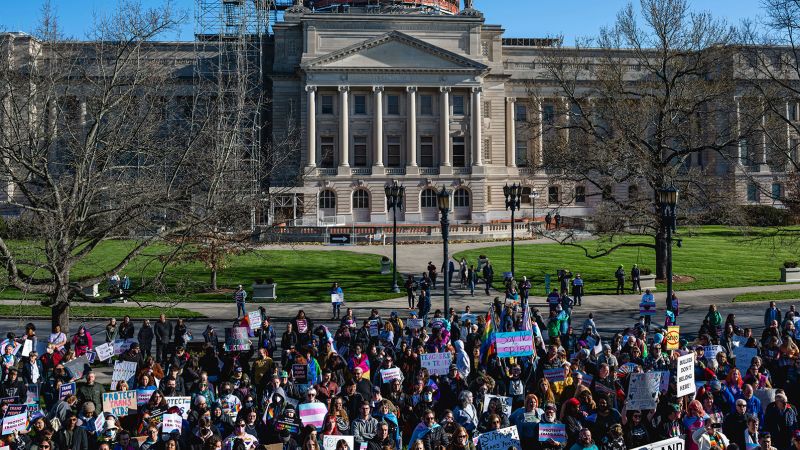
[330, 282, 344, 321]
[292, 310, 314, 349]
[222, 418, 258, 450]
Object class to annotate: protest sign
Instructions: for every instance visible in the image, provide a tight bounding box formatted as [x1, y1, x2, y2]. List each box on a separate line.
[1, 413, 26, 435]
[94, 414, 104, 433]
[578, 372, 593, 388]
[165, 397, 191, 419]
[25, 385, 38, 405]
[5, 405, 26, 418]
[665, 326, 680, 350]
[20, 340, 33, 357]
[630, 437, 685, 450]
[224, 327, 251, 351]
[380, 368, 402, 383]
[111, 361, 137, 390]
[754, 389, 776, 414]
[495, 331, 534, 358]
[658, 371, 671, 393]
[64, 355, 90, 380]
[543, 368, 566, 383]
[639, 301, 656, 316]
[161, 413, 182, 433]
[369, 320, 379, 337]
[460, 313, 477, 324]
[330, 293, 343, 304]
[0, 399, 15, 407]
[137, 387, 156, 407]
[102, 391, 137, 416]
[704, 345, 724, 361]
[59, 382, 76, 400]
[95, 343, 115, 362]
[296, 319, 308, 334]
[482, 394, 513, 416]
[407, 319, 424, 330]
[480, 425, 522, 450]
[113, 339, 137, 356]
[274, 420, 300, 434]
[538, 423, 567, 444]
[298, 402, 327, 429]
[430, 318, 449, 330]
[420, 352, 452, 376]
[626, 372, 661, 410]
[733, 346, 758, 369]
[247, 311, 263, 331]
[676, 353, 696, 397]
[323, 435, 354, 450]
[292, 365, 308, 384]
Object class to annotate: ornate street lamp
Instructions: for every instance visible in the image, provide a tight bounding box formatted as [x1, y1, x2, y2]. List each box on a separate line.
[384, 180, 404, 293]
[658, 185, 679, 308]
[437, 186, 451, 314]
[504, 183, 523, 276]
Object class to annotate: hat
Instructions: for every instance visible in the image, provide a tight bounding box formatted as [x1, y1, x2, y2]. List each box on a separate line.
[104, 418, 118, 431]
[449, 364, 458, 371]
[710, 379, 722, 391]
[669, 403, 681, 412]
[578, 349, 590, 359]
[544, 403, 557, 412]
[235, 366, 243, 372]
[695, 345, 704, 351]
[129, 342, 139, 349]
[373, 386, 381, 393]
[280, 371, 289, 378]
[603, 344, 611, 350]
[284, 404, 296, 413]
[566, 398, 581, 408]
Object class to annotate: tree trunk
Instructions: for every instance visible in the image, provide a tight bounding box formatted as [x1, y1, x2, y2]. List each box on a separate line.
[655, 231, 668, 280]
[210, 269, 218, 291]
[51, 292, 70, 333]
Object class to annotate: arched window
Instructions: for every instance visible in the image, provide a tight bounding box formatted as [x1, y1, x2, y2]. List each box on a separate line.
[454, 188, 471, 208]
[353, 189, 370, 209]
[628, 185, 639, 201]
[520, 186, 532, 204]
[319, 190, 336, 209]
[548, 186, 560, 204]
[421, 189, 438, 208]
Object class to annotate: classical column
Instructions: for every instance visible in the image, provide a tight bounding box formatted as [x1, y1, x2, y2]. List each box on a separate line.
[562, 97, 570, 149]
[761, 107, 768, 167]
[440, 87, 451, 167]
[735, 96, 743, 170]
[505, 97, 516, 167]
[373, 86, 384, 168]
[538, 100, 544, 166]
[407, 86, 418, 167]
[339, 86, 350, 168]
[472, 87, 483, 166]
[306, 86, 317, 167]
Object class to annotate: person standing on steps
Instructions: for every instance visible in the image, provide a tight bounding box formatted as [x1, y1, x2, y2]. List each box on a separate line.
[572, 273, 584, 306]
[427, 262, 438, 290]
[545, 213, 553, 230]
[631, 264, 642, 294]
[234, 284, 247, 319]
[467, 265, 477, 297]
[614, 265, 625, 295]
[405, 275, 417, 310]
[154, 314, 172, 364]
[330, 282, 344, 320]
[483, 261, 494, 296]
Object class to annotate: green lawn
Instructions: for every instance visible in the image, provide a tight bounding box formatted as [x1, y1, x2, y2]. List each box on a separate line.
[1, 241, 397, 303]
[0, 304, 204, 319]
[454, 226, 800, 295]
[733, 290, 800, 303]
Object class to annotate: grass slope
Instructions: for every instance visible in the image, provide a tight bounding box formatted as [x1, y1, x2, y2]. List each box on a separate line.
[0, 304, 204, 319]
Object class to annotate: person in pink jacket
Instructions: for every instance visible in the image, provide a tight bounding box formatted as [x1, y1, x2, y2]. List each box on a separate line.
[71, 326, 93, 356]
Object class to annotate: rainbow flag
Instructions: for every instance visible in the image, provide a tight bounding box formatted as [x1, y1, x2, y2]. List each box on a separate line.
[480, 309, 496, 364]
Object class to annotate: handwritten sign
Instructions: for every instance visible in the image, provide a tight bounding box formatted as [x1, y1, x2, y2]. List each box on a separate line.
[369, 320, 379, 337]
[292, 365, 308, 384]
[298, 402, 327, 430]
[420, 352, 452, 376]
[162, 413, 182, 433]
[665, 326, 680, 350]
[630, 437, 685, 450]
[407, 319, 424, 330]
[676, 353, 696, 397]
[626, 372, 661, 410]
[59, 383, 76, 400]
[480, 425, 522, 450]
[102, 391, 137, 416]
[330, 293, 343, 304]
[538, 423, 567, 444]
[113, 339, 137, 356]
[1, 413, 26, 435]
[5, 405, 26, 417]
[482, 394, 513, 416]
[704, 345, 724, 361]
[165, 397, 191, 419]
[495, 331, 534, 358]
[543, 368, 566, 383]
[64, 355, 90, 380]
[323, 435, 354, 450]
[95, 343, 114, 362]
[224, 327, 251, 351]
[20, 340, 32, 357]
[380, 368, 402, 383]
[111, 361, 137, 390]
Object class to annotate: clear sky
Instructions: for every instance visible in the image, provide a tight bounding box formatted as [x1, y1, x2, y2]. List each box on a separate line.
[0, 0, 765, 43]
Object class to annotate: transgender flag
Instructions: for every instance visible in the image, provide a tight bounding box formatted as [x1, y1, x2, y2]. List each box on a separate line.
[299, 402, 328, 430]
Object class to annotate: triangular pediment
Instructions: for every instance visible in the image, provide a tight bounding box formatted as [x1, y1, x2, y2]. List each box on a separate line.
[302, 31, 488, 73]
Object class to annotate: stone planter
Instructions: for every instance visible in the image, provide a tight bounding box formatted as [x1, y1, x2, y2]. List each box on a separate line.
[82, 283, 99, 298]
[252, 283, 277, 302]
[640, 274, 657, 291]
[380, 260, 392, 275]
[781, 267, 800, 283]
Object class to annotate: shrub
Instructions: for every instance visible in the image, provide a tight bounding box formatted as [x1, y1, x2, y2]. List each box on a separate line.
[640, 267, 653, 276]
[265, 277, 275, 284]
[254, 278, 264, 284]
[785, 261, 799, 269]
[740, 205, 792, 227]
[381, 256, 390, 262]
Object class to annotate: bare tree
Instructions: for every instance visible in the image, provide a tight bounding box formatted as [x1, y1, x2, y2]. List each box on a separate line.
[524, 0, 759, 279]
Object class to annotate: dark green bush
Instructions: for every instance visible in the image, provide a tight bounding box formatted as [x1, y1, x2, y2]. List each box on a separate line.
[740, 205, 792, 227]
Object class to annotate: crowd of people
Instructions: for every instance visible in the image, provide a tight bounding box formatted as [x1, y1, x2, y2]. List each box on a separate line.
[0, 279, 798, 450]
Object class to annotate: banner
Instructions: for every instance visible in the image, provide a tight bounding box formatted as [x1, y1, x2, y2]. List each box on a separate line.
[323, 435, 354, 450]
[538, 423, 567, 444]
[59, 383, 76, 400]
[292, 365, 308, 384]
[64, 355, 90, 381]
[330, 293, 343, 304]
[224, 327, 251, 351]
[94, 343, 114, 362]
[137, 387, 156, 407]
[631, 437, 685, 450]
[420, 352, 452, 376]
[482, 394, 512, 416]
[102, 391, 137, 416]
[380, 368, 402, 383]
[639, 302, 656, 316]
[676, 353, 696, 397]
[665, 326, 680, 350]
[111, 361, 137, 390]
[113, 339, 137, 356]
[161, 413, 182, 433]
[248, 311, 263, 331]
[495, 331, 534, 358]
[298, 402, 327, 429]
[626, 372, 661, 410]
[479, 425, 522, 450]
[407, 319, 424, 330]
[1, 413, 26, 435]
[543, 368, 565, 383]
[165, 397, 191, 419]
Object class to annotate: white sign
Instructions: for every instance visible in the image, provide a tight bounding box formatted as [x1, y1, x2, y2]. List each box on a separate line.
[248, 311, 262, 331]
[111, 361, 137, 390]
[95, 343, 115, 362]
[323, 435, 354, 450]
[676, 353, 696, 397]
[478, 425, 521, 450]
[165, 397, 191, 419]
[161, 413, 182, 433]
[420, 352, 452, 376]
[703, 345, 724, 361]
[630, 437, 685, 450]
[20, 340, 33, 357]
[753, 388, 776, 414]
[380, 368, 402, 383]
[330, 293, 343, 304]
[407, 319, 424, 330]
[625, 372, 661, 410]
[1, 413, 27, 435]
[113, 339, 137, 356]
[733, 345, 758, 369]
[483, 394, 513, 416]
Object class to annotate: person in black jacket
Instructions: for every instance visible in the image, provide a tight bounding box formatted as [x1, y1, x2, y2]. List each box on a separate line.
[138, 320, 154, 358]
[20, 351, 44, 387]
[118, 316, 135, 340]
[54, 411, 89, 450]
[0, 368, 27, 403]
[154, 314, 172, 364]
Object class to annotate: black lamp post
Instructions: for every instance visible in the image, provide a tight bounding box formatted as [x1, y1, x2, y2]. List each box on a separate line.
[384, 180, 404, 293]
[658, 185, 679, 307]
[437, 186, 451, 314]
[504, 183, 523, 277]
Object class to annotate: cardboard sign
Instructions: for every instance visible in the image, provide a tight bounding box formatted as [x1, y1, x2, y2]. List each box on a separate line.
[224, 327, 251, 351]
[165, 397, 191, 419]
[665, 326, 680, 350]
[479, 425, 522, 450]
[420, 352, 452, 376]
[64, 355, 90, 380]
[102, 391, 137, 416]
[323, 435, 354, 450]
[625, 372, 661, 410]
[330, 293, 343, 304]
[1, 413, 26, 435]
[380, 367, 402, 383]
[161, 413, 182, 433]
[543, 368, 566, 383]
[482, 394, 513, 416]
[248, 311, 263, 331]
[676, 353, 696, 397]
[137, 387, 156, 407]
[95, 343, 115, 362]
[113, 339, 137, 356]
[292, 365, 308, 384]
[59, 383, 76, 400]
[538, 423, 567, 444]
[630, 437, 685, 450]
[111, 361, 137, 390]
[298, 402, 327, 429]
[407, 319, 424, 330]
[495, 331, 534, 358]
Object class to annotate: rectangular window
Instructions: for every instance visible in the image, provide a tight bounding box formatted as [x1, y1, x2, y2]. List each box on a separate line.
[387, 135, 402, 167]
[453, 95, 465, 115]
[420, 136, 435, 167]
[452, 136, 466, 167]
[420, 95, 433, 116]
[515, 104, 527, 122]
[321, 95, 334, 115]
[543, 104, 555, 124]
[320, 136, 336, 168]
[353, 135, 368, 167]
[747, 183, 759, 202]
[575, 186, 586, 203]
[515, 140, 528, 166]
[387, 95, 400, 115]
[483, 101, 492, 119]
[772, 183, 782, 200]
[482, 137, 492, 164]
[354, 95, 366, 115]
[548, 186, 560, 204]
[790, 102, 798, 122]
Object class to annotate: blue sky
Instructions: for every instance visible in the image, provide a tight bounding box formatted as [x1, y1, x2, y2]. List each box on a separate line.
[0, 0, 765, 43]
